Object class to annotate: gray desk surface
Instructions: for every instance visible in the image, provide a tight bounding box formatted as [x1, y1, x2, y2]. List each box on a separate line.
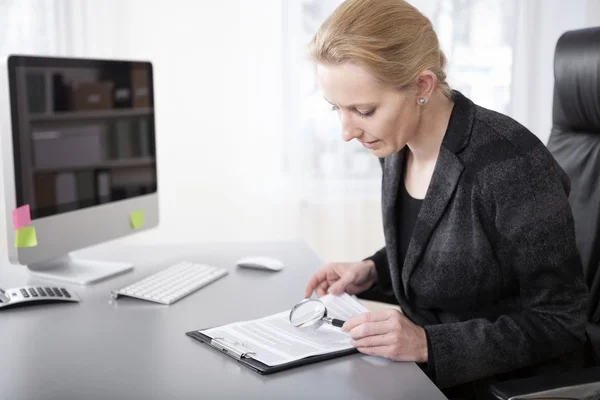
[0, 241, 447, 400]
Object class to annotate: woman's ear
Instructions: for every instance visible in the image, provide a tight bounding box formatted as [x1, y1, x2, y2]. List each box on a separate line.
[415, 71, 437, 105]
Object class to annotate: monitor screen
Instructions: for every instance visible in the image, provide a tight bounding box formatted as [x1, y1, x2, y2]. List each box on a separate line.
[8, 56, 157, 220]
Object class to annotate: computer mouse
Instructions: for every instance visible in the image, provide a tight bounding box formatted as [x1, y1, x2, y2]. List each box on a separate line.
[235, 256, 284, 272]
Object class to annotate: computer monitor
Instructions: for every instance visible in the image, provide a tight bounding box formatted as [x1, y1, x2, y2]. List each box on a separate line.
[1, 55, 159, 285]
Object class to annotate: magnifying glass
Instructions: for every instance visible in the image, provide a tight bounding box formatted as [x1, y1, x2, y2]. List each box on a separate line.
[289, 298, 346, 331]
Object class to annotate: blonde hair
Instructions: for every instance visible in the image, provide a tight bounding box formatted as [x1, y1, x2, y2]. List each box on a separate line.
[309, 0, 451, 98]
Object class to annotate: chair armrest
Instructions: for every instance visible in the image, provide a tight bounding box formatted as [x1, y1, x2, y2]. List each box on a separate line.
[487, 366, 600, 400]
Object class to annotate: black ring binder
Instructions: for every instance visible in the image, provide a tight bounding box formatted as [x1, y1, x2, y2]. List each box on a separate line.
[186, 330, 359, 375]
[185, 292, 367, 375]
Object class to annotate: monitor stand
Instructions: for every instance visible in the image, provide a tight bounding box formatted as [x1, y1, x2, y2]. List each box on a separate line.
[28, 255, 134, 286]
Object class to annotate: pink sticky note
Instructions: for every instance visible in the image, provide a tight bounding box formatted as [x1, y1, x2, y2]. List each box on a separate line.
[12, 205, 31, 230]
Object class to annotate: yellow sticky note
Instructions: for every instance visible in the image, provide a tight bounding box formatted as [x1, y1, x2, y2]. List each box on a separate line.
[15, 226, 38, 248]
[130, 210, 145, 229]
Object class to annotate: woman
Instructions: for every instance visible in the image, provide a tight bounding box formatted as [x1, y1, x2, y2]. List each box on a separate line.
[303, 0, 589, 398]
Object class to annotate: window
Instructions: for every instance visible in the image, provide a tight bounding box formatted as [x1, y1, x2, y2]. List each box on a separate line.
[0, 1, 60, 56]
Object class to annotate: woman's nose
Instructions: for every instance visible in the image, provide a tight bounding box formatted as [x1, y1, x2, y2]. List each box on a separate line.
[340, 114, 362, 142]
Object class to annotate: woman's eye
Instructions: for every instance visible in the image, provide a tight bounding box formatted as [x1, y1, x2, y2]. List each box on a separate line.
[329, 105, 375, 118]
[357, 109, 375, 118]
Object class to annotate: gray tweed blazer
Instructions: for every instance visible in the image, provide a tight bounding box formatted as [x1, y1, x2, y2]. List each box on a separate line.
[367, 91, 589, 389]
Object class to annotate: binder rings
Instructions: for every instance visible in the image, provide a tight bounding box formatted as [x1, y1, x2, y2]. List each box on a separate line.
[185, 330, 358, 375]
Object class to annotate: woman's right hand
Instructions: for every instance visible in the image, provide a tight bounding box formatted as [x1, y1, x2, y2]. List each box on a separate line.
[304, 260, 378, 298]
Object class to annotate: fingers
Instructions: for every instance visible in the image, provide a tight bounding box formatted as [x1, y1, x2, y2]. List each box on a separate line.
[345, 281, 376, 295]
[345, 284, 361, 295]
[351, 332, 396, 348]
[346, 312, 424, 363]
[355, 345, 389, 357]
[304, 269, 327, 298]
[327, 270, 356, 295]
[316, 280, 329, 297]
[305, 261, 373, 298]
[341, 309, 397, 332]
[347, 320, 394, 341]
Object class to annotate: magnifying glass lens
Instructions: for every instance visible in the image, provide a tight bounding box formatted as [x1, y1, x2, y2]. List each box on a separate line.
[290, 300, 326, 328]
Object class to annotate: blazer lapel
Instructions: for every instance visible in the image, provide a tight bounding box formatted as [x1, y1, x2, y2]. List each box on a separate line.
[401, 147, 464, 297]
[400, 90, 475, 298]
[381, 148, 406, 300]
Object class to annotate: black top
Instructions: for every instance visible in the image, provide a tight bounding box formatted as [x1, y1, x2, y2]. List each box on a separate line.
[396, 167, 433, 378]
[396, 176, 423, 269]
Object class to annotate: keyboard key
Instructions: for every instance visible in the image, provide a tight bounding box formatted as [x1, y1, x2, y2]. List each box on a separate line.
[28, 288, 38, 297]
[60, 288, 71, 298]
[36, 287, 45, 296]
[53, 288, 63, 297]
[45, 287, 54, 297]
[20, 289, 29, 298]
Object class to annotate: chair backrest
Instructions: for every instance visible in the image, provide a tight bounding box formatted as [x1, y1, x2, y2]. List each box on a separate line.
[547, 26, 600, 361]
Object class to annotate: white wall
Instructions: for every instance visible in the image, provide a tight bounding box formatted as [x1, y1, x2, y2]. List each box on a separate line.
[105, 0, 296, 246]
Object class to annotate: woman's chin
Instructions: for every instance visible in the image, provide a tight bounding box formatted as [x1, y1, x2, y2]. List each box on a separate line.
[369, 145, 393, 158]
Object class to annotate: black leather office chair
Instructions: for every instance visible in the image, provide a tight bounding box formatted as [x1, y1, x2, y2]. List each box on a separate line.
[488, 26, 600, 400]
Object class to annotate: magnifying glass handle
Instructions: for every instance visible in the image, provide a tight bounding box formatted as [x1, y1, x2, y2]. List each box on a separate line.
[331, 318, 345, 328]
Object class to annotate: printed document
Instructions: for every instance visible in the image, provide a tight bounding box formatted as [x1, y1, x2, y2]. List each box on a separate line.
[201, 293, 368, 366]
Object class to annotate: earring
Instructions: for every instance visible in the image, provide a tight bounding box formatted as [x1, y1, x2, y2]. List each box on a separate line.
[419, 98, 426, 105]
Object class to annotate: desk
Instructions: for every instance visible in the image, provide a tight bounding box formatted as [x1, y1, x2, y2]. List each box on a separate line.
[0, 241, 447, 400]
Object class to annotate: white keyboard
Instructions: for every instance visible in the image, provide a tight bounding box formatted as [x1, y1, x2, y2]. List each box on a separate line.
[112, 261, 228, 305]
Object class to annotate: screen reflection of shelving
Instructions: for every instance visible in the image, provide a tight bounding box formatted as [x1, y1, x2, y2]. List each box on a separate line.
[29, 107, 152, 123]
[17, 63, 157, 218]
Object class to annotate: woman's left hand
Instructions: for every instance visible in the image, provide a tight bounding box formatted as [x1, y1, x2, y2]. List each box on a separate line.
[342, 309, 428, 363]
